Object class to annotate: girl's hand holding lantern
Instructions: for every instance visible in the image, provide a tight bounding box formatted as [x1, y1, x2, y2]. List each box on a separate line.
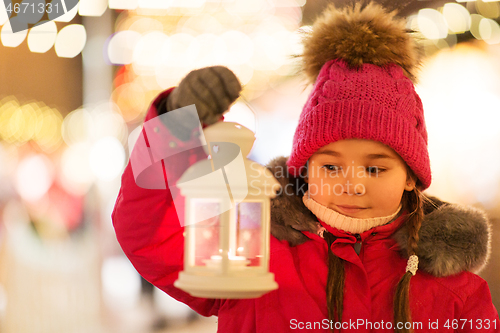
[158, 66, 242, 141]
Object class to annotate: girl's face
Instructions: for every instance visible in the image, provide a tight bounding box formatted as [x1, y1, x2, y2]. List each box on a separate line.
[305, 139, 416, 219]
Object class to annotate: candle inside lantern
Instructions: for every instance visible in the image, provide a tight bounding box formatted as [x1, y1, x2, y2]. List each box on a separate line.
[204, 255, 250, 270]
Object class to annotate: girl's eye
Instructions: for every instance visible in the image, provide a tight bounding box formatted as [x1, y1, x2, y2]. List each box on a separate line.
[323, 165, 340, 171]
[367, 166, 385, 174]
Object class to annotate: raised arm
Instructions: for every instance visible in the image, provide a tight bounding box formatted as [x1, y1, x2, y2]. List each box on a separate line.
[112, 67, 241, 315]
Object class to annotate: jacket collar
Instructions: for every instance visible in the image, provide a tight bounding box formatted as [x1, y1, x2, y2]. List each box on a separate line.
[319, 212, 407, 241]
[267, 156, 492, 277]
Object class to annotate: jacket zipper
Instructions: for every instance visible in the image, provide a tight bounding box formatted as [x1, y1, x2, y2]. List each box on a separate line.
[354, 234, 362, 255]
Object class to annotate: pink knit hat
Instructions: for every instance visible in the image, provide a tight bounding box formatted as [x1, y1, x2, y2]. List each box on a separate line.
[286, 3, 432, 189]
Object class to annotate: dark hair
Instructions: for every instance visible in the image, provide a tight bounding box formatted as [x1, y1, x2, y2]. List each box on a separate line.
[393, 184, 424, 333]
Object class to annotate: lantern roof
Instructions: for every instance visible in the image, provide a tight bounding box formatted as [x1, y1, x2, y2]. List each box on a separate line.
[177, 122, 281, 199]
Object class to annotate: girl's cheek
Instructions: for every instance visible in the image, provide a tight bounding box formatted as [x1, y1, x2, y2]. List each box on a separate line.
[376, 184, 405, 206]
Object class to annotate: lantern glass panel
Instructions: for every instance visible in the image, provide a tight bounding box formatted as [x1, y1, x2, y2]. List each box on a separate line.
[192, 200, 221, 267]
[233, 201, 262, 267]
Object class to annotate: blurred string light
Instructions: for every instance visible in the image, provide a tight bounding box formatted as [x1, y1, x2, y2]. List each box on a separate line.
[406, 2, 500, 55]
[111, 79, 147, 122]
[442, 3, 471, 33]
[0, 97, 63, 153]
[55, 24, 87, 58]
[15, 154, 54, 203]
[60, 103, 128, 146]
[0, 97, 129, 196]
[89, 136, 126, 181]
[472, 14, 500, 43]
[79, 0, 108, 16]
[59, 102, 128, 193]
[109, 0, 139, 10]
[106, 30, 141, 64]
[1, 21, 28, 47]
[110, 0, 305, 11]
[60, 142, 95, 196]
[108, 0, 305, 109]
[27, 21, 58, 53]
[0, 142, 19, 181]
[131, 30, 168, 75]
[475, 0, 500, 19]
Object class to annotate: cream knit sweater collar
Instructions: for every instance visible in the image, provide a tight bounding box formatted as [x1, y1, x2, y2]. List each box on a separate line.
[302, 191, 402, 234]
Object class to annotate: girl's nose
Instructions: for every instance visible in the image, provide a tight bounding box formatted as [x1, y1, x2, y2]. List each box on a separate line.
[341, 165, 367, 196]
[341, 177, 366, 196]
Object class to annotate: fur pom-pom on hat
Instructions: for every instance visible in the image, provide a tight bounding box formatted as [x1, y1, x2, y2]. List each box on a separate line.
[301, 2, 420, 83]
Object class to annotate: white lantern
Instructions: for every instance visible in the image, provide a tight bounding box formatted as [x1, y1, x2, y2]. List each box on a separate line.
[174, 122, 280, 299]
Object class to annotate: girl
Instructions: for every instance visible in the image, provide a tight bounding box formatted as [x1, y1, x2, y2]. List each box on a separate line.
[113, 2, 499, 332]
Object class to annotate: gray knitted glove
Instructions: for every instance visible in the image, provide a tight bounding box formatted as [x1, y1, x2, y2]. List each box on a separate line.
[159, 66, 242, 141]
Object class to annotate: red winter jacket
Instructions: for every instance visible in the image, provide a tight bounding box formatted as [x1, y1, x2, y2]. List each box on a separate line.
[112, 89, 499, 332]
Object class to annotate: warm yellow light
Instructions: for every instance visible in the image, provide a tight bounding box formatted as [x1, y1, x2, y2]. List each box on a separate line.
[132, 31, 167, 76]
[166, 33, 201, 68]
[475, 0, 500, 19]
[107, 30, 141, 65]
[0, 99, 19, 142]
[34, 106, 63, 153]
[16, 104, 37, 142]
[128, 17, 163, 34]
[55, 24, 87, 58]
[91, 103, 128, 144]
[15, 155, 54, 202]
[194, 33, 227, 68]
[89, 136, 126, 181]
[172, 0, 206, 8]
[138, 0, 173, 9]
[60, 142, 94, 195]
[442, 3, 471, 34]
[1, 21, 28, 47]
[418, 8, 448, 39]
[62, 108, 93, 146]
[78, 0, 107, 16]
[109, 0, 138, 10]
[220, 30, 254, 65]
[112, 82, 147, 122]
[27, 21, 58, 53]
[479, 17, 500, 43]
[225, 0, 269, 16]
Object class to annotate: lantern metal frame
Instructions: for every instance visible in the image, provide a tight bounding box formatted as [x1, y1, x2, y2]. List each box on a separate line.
[174, 122, 280, 299]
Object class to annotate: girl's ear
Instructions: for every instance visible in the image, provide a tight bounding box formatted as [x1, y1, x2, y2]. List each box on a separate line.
[405, 177, 416, 191]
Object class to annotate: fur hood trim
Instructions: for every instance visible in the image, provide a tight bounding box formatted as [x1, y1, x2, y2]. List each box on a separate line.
[300, 2, 420, 84]
[267, 156, 492, 277]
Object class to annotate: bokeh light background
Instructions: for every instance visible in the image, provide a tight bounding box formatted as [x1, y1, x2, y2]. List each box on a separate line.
[1, 0, 500, 332]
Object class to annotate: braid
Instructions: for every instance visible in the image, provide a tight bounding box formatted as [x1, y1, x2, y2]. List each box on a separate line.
[394, 186, 424, 333]
[406, 188, 423, 256]
[324, 231, 345, 332]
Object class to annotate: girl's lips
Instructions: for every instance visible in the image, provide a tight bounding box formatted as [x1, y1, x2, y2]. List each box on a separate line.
[336, 205, 367, 215]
